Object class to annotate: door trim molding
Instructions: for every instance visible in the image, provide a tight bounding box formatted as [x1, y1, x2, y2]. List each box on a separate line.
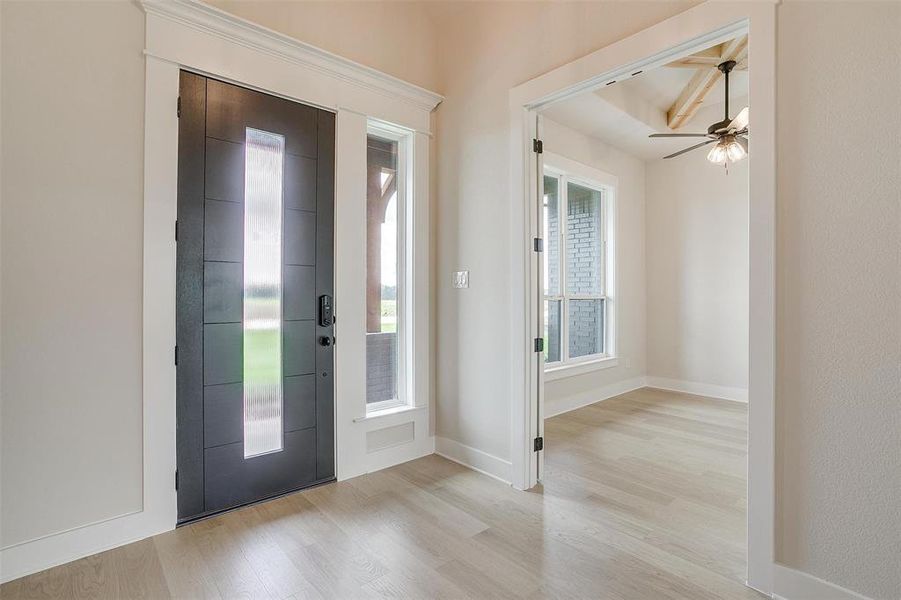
[0, 1, 441, 584]
[508, 2, 776, 596]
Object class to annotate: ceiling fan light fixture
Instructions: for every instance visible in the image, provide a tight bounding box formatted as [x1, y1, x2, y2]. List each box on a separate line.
[707, 135, 747, 165]
[724, 135, 747, 162]
[707, 141, 728, 164]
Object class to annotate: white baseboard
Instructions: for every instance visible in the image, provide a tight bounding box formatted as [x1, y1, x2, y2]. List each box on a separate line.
[544, 376, 647, 418]
[645, 376, 748, 403]
[0, 511, 170, 584]
[435, 437, 513, 484]
[773, 564, 873, 600]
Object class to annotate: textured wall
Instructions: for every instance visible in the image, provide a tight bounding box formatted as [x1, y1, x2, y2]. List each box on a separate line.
[775, 3, 901, 598]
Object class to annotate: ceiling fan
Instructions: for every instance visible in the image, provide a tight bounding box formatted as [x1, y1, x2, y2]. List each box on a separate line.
[649, 59, 749, 164]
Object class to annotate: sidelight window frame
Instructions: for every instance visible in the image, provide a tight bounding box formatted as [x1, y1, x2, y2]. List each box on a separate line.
[542, 157, 617, 380]
[365, 120, 414, 415]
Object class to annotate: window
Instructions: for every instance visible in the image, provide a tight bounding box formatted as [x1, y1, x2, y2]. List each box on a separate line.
[366, 124, 411, 412]
[543, 165, 614, 372]
[242, 127, 285, 458]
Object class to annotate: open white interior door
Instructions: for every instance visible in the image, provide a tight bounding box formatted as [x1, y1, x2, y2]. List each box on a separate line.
[531, 112, 546, 485]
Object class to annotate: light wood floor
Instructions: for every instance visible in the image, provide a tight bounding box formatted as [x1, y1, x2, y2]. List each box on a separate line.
[2, 388, 762, 599]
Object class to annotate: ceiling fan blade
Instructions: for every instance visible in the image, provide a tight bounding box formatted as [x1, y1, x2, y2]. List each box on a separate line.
[663, 139, 716, 160]
[736, 136, 748, 152]
[649, 133, 710, 138]
[727, 106, 749, 131]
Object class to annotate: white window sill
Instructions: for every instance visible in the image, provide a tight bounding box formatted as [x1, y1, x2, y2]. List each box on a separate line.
[545, 356, 618, 381]
[355, 403, 424, 423]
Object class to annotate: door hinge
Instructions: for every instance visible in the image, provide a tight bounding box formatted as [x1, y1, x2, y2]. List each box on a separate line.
[533, 436, 544, 452]
[533, 237, 543, 252]
[534, 337, 544, 353]
[533, 138, 543, 154]
[174, 345, 178, 366]
[177, 96, 181, 118]
[175, 470, 179, 491]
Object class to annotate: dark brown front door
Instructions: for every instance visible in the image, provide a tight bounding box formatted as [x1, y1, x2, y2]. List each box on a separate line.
[176, 72, 335, 523]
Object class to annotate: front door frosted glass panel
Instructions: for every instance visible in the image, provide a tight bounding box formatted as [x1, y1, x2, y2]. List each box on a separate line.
[242, 128, 285, 458]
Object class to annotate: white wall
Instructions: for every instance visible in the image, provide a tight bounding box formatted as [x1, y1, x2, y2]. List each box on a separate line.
[541, 117, 647, 415]
[775, 3, 901, 598]
[645, 152, 748, 396]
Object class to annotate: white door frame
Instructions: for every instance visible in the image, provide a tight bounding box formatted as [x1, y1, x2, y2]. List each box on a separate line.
[0, 0, 441, 584]
[508, 2, 776, 595]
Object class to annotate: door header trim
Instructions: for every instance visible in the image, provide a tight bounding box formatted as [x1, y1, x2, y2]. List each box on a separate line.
[141, 0, 443, 114]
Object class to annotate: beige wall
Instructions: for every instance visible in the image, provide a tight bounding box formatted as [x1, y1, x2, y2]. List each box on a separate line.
[646, 153, 748, 391]
[1, 0, 146, 547]
[541, 117, 647, 409]
[207, 0, 441, 93]
[775, 3, 901, 598]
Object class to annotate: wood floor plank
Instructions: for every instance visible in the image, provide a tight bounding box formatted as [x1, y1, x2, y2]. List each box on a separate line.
[2, 389, 764, 600]
[153, 526, 222, 600]
[69, 550, 120, 600]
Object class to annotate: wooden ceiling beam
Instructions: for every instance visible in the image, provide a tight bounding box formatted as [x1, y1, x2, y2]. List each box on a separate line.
[665, 35, 748, 130]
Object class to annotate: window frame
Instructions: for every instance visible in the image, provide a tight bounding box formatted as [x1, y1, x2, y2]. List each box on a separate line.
[542, 155, 617, 379]
[366, 120, 414, 414]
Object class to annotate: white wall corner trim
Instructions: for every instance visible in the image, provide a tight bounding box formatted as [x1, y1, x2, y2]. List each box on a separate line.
[773, 564, 874, 600]
[645, 377, 748, 403]
[140, 0, 442, 114]
[2, 0, 442, 585]
[435, 437, 514, 485]
[545, 377, 647, 418]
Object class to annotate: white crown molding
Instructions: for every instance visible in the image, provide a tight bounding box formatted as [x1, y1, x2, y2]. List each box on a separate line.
[139, 0, 443, 113]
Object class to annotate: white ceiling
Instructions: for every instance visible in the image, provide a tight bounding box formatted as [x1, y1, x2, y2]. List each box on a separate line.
[540, 56, 749, 161]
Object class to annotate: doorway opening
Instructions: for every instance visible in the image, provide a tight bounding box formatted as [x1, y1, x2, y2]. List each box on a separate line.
[509, 4, 776, 595]
[537, 32, 751, 585]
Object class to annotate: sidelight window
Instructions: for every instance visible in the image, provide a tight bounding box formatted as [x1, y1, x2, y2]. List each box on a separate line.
[366, 123, 412, 412]
[543, 166, 615, 371]
[242, 127, 285, 458]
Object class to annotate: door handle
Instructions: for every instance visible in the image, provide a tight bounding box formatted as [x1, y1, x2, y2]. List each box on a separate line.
[319, 336, 333, 347]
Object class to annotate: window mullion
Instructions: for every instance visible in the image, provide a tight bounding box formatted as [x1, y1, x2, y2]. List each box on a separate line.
[560, 175, 569, 363]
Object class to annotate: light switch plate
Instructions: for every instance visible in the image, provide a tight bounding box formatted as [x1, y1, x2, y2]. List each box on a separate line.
[453, 270, 469, 289]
